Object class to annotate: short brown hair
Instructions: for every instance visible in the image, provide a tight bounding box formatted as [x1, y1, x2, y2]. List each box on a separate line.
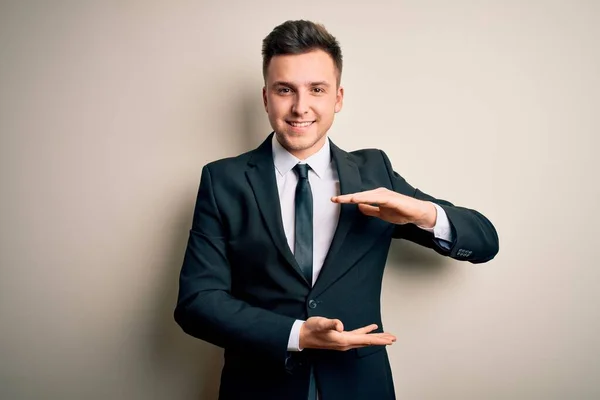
[262, 20, 343, 85]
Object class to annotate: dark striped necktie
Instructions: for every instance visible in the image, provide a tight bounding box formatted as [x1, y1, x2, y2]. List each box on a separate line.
[293, 163, 317, 400]
[293, 163, 313, 286]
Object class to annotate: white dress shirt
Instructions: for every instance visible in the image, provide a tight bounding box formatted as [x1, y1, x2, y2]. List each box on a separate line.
[270, 135, 453, 351]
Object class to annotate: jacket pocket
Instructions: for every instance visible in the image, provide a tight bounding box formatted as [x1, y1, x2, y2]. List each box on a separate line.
[355, 345, 386, 358]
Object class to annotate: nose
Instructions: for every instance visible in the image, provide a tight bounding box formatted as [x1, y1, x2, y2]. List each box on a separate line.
[292, 92, 309, 115]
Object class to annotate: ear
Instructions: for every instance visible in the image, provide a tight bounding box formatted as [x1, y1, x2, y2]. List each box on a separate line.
[262, 86, 268, 112]
[334, 86, 344, 113]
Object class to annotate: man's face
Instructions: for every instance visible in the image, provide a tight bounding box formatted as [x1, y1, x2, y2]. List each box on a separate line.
[263, 49, 344, 160]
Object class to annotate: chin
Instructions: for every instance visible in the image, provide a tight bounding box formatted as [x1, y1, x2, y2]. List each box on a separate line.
[279, 133, 320, 150]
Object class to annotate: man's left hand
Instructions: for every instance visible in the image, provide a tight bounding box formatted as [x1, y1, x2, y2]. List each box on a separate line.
[331, 188, 436, 228]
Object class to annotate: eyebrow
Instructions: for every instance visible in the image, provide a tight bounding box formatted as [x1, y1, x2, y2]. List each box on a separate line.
[272, 81, 331, 88]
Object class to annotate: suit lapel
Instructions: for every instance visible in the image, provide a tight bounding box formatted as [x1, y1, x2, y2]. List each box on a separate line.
[312, 141, 363, 297]
[245, 134, 309, 285]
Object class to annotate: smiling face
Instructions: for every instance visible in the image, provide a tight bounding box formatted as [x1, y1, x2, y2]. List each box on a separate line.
[263, 49, 344, 160]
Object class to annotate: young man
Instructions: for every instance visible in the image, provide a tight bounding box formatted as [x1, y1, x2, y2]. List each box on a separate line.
[175, 20, 499, 400]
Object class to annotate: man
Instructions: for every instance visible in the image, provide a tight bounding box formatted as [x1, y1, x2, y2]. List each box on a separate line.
[175, 20, 498, 400]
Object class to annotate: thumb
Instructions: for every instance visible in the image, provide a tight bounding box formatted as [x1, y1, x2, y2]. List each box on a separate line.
[328, 319, 344, 332]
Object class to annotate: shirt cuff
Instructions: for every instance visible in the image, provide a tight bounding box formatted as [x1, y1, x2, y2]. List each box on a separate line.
[417, 202, 453, 242]
[287, 319, 305, 351]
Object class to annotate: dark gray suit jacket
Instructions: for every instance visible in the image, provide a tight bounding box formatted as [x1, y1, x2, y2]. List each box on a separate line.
[174, 133, 499, 400]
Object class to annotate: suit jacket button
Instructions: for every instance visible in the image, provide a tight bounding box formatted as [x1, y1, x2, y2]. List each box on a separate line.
[308, 300, 318, 309]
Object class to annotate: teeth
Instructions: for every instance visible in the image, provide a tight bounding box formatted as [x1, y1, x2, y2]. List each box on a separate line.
[289, 121, 312, 127]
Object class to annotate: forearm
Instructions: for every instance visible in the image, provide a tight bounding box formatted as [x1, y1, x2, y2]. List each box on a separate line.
[435, 201, 499, 263]
[416, 202, 454, 250]
[414, 191, 498, 262]
[175, 288, 296, 361]
[380, 150, 499, 262]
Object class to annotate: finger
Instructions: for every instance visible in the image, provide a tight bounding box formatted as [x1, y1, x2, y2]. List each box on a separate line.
[346, 333, 396, 347]
[318, 333, 395, 351]
[357, 204, 380, 217]
[349, 324, 378, 334]
[344, 342, 393, 351]
[360, 334, 396, 343]
[371, 333, 397, 342]
[331, 190, 391, 205]
[331, 194, 386, 205]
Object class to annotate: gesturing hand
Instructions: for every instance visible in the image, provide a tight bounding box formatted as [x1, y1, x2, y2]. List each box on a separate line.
[332, 187, 437, 228]
[299, 317, 396, 351]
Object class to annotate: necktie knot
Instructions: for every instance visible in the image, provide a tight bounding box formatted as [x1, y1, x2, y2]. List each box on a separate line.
[293, 163, 310, 179]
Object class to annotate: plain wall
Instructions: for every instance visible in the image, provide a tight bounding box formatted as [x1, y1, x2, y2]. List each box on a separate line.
[1, 1, 598, 399]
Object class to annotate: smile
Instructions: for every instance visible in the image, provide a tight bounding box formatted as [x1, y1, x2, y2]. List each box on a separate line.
[286, 121, 314, 127]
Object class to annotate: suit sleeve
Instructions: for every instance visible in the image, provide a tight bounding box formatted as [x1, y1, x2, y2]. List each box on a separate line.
[174, 165, 296, 364]
[379, 150, 499, 264]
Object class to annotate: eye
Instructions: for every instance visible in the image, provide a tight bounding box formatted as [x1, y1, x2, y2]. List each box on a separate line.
[312, 87, 325, 93]
[277, 87, 292, 94]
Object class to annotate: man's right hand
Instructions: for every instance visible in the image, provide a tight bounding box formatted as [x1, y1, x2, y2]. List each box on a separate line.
[298, 317, 396, 351]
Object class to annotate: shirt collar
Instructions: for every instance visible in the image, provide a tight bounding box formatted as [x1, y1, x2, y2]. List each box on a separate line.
[272, 134, 331, 179]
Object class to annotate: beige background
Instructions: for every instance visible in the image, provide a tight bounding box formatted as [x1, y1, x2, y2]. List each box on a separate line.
[1, 1, 598, 399]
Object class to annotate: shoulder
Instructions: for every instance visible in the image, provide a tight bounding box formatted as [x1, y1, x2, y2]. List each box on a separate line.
[344, 147, 391, 170]
[193, 150, 254, 191]
[330, 138, 397, 173]
[203, 149, 254, 173]
[197, 143, 275, 191]
[337, 146, 402, 187]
